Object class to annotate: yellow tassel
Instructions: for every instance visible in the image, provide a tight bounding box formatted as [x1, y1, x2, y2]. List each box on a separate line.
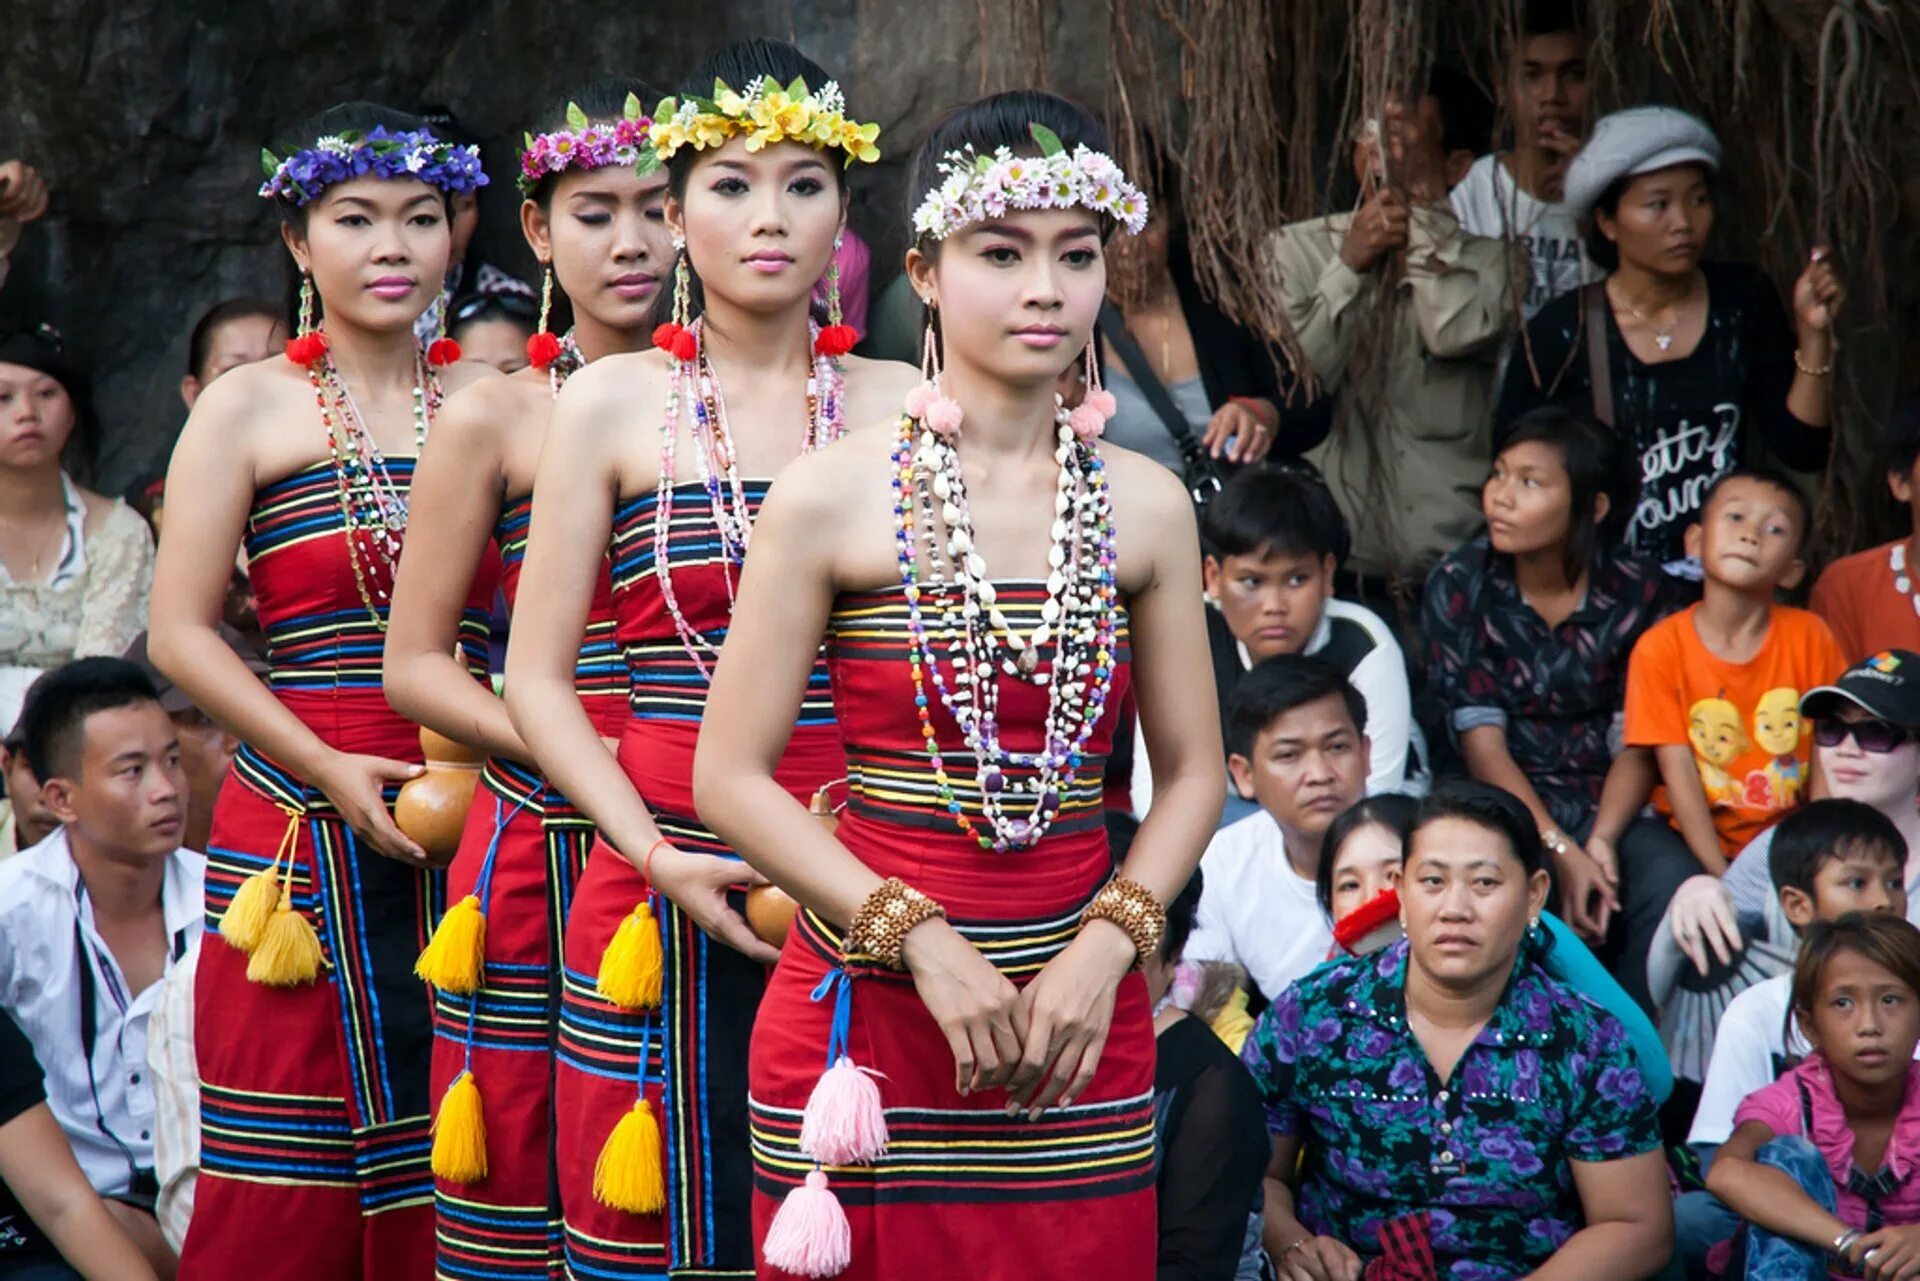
[416, 894, 487, 994]
[220, 867, 280, 953]
[592, 1098, 665, 1214]
[431, 1070, 488, 1184]
[247, 890, 322, 986]
[596, 901, 663, 1010]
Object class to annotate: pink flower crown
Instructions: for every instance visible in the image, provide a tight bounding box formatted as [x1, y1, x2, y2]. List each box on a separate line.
[911, 124, 1149, 242]
[518, 94, 659, 195]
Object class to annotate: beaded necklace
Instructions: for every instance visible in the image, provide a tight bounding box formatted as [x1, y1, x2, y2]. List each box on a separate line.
[1890, 541, 1920, 620]
[547, 330, 585, 399]
[653, 317, 845, 673]
[310, 346, 439, 627]
[891, 402, 1118, 852]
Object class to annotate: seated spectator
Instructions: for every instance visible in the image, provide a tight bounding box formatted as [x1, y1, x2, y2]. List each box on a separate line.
[1268, 68, 1524, 591]
[446, 275, 540, 375]
[1653, 650, 1920, 1031]
[0, 1008, 159, 1280]
[1625, 469, 1848, 875]
[1185, 657, 1370, 1003]
[0, 697, 55, 861]
[0, 328, 155, 732]
[1426, 406, 1684, 951]
[1496, 106, 1844, 569]
[1676, 800, 1910, 1275]
[1149, 869, 1270, 1281]
[1242, 781, 1673, 1279]
[1706, 913, 1920, 1276]
[122, 631, 253, 856]
[0, 161, 47, 295]
[177, 298, 282, 412]
[0, 658, 201, 1279]
[1450, 0, 1595, 316]
[1811, 397, 1920, 659]
[1316, 792, 1674, 1104]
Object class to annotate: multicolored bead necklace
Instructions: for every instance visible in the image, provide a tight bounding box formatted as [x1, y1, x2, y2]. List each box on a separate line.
[310, 347, 439, 627]
[547, 331, 585, 399]
[890, 400, 1119, 852]
[653, 317, 845, 673]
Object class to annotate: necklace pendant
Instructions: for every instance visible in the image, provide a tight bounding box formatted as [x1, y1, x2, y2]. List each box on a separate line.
[1015, 646, 1039, 676]
[1655, 334, 1674, 351]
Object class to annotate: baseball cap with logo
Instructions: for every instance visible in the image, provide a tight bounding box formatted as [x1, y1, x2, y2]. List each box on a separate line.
[1801, 649, 1920, 729]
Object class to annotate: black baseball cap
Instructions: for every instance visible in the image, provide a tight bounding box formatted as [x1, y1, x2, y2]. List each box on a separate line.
[1801, 650, 1920, 729]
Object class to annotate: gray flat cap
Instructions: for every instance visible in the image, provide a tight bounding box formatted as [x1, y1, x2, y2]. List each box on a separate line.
[1563, 106, 1722, 219]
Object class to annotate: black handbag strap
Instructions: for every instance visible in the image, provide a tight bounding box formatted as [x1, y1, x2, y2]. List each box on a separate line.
[1582, 282, 1616, 429]
[1096, 302, 1211, 466]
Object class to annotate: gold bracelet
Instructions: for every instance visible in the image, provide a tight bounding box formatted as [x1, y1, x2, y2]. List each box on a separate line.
[1794, 347, 1834, 376]
[1080, 877, 1166, 967]
[844, 877, 946, 970]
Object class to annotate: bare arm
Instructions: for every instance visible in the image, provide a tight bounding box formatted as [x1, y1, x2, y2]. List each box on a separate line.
[1590, 746, 1655, 846]
[1526, 1150, 1673, 1281]
[1461, 725, 1616, 940]
[1655, 744, 1729, 875]
[1705, 1119, 1850, 1253]
[1459, 724, 1556, 832]
[1259, 1135, 1360, 1281]
[385, 379, 525, 761]
[0, 1103, 159, 1281]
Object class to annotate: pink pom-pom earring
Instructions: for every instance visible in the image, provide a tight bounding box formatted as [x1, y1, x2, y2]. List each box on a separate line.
[905, 308, 964, 439]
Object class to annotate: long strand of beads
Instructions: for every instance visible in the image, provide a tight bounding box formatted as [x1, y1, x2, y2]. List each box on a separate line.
[651, 317, 846, 675]
[547, 331, 584, 399]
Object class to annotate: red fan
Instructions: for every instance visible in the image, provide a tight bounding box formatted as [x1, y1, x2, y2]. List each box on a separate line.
[1333, 888, 1404, 957]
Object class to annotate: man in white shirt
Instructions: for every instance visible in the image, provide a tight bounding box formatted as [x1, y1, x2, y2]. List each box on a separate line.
[0, 657, 200, 1278]
[1449, 0, 1596, 316]
[1186, 657, 1370, 1002]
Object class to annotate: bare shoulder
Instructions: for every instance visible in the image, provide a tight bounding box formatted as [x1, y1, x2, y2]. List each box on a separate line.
[434, 367, 547, 449]
[171, 356, 305, 457]
[438, 357, 505, 398]
[551, 347, 670, 431]
[837, 353, 919, 423]
[1099, 444, 1200, 590]
[769, 423, 896, 513]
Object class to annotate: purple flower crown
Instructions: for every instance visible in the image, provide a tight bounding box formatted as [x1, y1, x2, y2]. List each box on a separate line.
[258, 126, 489, 207]
[518, 95, 658, 196]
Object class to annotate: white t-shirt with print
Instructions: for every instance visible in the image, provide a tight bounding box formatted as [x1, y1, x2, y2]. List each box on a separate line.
[1450, 153, 1594, 318]
[1184, 809, 1333, 1001]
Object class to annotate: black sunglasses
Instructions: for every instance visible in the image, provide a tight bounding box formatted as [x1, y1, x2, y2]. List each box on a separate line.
[451, 292, 538, 325]
[1814, 719, 1918, 754]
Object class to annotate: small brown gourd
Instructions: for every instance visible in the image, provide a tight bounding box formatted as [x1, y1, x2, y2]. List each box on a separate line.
[743, 784, 839, 948]
[395, 727, 484, 867]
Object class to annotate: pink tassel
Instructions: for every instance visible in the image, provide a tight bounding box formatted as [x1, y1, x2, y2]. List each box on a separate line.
[1084, 387, 1117, 419]
[1068, 403, 1108, 441]
[903, 381, 935, 420]
[799, 1055, 888, 1165]
[925, 397, 964, 439]
[763, 1169, 852, 1278]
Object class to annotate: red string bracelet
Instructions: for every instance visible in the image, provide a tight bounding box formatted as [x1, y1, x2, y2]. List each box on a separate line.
[643, 837, 672, 886]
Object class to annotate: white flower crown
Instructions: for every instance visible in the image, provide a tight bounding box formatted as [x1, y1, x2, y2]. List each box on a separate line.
[911, 124, 1149, 242]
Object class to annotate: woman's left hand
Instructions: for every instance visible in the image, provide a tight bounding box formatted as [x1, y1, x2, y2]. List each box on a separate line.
[1003, 921, 1137, 1117]
[1203, 399, 1278, 464]
[1853, 1224, 1920, 1279]
[1792, 246, 1846, 337]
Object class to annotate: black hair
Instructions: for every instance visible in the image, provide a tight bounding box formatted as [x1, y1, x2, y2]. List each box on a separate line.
[1889, 395, 1920, 481]
[524, 77, 664, 209]
[1202, 462, 1351, 567]
[1427, 65, 1495, 159]
[1492, 405, 1637, 581]
[1583, 164, 1716, 272]
[19, 657, 161, 783]
[1163, 867, 1204, 965]
[1522, 0, 1587, 38]
[1225, 654, 1368, 759]
[1406, 780, 1551, 878]
[0, 324, 100, 482]
[186, 297, 280, 381]
[907, 90, 1112, 254]
[651, 40, 845, 332]
[447, 288, 538, 343]
[1701, 465, 1812, 551]
[1315, 794, 1419, 917]
[1791, 912, 1920, 1020]
[268, 102, 436, 233]
[1768, 798, 1907, 899]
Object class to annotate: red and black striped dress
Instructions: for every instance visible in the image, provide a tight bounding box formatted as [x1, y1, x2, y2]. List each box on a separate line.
[556, 480, 840, 1279]
[748, 583, 1156, 1281]
[181, 459, 499, 1281]
[427, 492, 626, 1280]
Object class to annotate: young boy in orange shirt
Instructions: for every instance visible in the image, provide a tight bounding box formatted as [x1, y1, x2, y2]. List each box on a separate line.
[1625, 469, 1848, 873]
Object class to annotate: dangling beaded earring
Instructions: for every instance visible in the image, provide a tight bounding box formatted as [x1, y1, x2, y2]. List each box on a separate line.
[526, 263, 563, 371]
[285, 269, 329, 366]
[650, 235, 699, 363]
[1066, 338, 1116, 441]
[426, 292, 463, 368]
[814, 232, 857, 358]
[901, 301, 962, 439]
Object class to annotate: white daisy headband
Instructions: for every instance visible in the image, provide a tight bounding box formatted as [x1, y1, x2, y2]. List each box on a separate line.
[910, 123, 1150, 242]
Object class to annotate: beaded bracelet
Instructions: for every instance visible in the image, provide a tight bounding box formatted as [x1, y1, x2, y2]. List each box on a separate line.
[1080, 877, 1166, 967]
[844, 877, 946, 971]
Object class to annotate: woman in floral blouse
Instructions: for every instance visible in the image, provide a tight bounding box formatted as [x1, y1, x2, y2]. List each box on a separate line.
[1242, 781, 1673, 1280]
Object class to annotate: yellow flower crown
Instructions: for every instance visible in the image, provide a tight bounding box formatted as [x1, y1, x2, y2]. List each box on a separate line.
[650, 75, 880, 168]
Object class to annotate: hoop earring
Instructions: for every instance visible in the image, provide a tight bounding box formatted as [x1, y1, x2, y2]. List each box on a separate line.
[815, 232, 856, 358]
[285, 270, 329, 366]
[651, 236, 697, 362]
[527, 264, 562, 370]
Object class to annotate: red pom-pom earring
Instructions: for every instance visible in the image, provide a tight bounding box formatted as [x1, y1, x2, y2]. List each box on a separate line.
[285, 271, 329, 366]
[813, 235, 857, 358]
[656, 236, 697, 363]
[527, 265, 563, 370]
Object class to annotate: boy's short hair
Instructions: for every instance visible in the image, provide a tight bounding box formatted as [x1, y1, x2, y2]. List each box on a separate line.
[1889, 396, 1920, 480]
[1791, 912, 1920, 1015]
[20, 658, 163, 784]
[1769, 798, 1908, 898]
[1701, 466, 1812, 551]
[1522, 0, 1586, 37]
[1224, 654, 1367, 759]
[1201, 463, 1350, 567]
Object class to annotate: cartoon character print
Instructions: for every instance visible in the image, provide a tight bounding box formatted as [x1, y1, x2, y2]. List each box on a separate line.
[1688, 695, 1750, 807]
[1749, 686, 1805, 808]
